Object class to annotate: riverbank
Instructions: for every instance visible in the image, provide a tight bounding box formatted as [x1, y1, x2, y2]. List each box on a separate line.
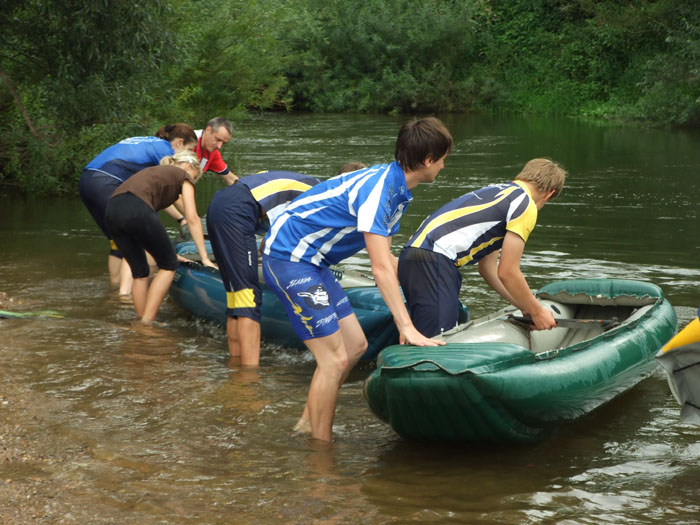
[0, 374, 85, 522]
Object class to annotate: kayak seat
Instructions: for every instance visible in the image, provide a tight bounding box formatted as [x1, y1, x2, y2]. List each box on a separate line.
[558, 304, 637, 348]
[448, 320, 531, 349]
[529, 299, 577, 353]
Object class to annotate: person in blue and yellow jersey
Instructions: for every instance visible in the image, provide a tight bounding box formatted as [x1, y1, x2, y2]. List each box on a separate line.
[206, 170, 322, 366]
[398, 158, 567, 337]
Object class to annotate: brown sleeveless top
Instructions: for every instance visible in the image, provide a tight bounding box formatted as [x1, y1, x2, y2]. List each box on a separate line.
[112, 165, 195, 211]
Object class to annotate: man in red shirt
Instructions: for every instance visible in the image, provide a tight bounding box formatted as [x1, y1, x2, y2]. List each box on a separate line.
[195, 117, 238, 185]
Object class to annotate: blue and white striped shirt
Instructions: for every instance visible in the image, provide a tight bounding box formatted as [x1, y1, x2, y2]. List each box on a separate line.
[264, 162, 412, 267]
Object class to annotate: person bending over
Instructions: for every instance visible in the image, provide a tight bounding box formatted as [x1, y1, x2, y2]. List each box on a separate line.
[104, 151, 215, 323]
[398, 158, 567, 337]
[207, 170, 320, 366]
[195, 117, 238, 185]
[80, 123, 198, 293]
[262, 118, 452, 442]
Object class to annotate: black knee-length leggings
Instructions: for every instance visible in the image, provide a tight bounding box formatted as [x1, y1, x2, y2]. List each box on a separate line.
[104, 193, 177, 278]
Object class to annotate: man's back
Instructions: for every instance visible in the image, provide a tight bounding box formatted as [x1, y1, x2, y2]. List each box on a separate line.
[405, 181, 538, 266]
[264, 162, 412, 267]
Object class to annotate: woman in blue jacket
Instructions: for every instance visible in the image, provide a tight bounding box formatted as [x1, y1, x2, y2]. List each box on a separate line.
[79, 124, 197, 293]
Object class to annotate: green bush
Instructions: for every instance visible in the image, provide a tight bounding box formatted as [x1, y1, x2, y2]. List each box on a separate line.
[1, 0, 698, 194]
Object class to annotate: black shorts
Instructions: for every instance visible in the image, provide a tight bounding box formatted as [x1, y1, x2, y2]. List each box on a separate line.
[398, 246, 463, 338]
[104, 193, 177, 278]
[206, 183, 263, 322]
[78, 169, 123, 257]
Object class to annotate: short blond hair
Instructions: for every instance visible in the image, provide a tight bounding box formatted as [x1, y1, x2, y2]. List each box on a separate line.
[336, 162, 367, 175]
[160, 151, 203, 181]
[515, 158, 566, 199]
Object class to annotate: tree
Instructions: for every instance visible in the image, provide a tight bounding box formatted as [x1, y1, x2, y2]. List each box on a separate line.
[0, 0, 174, 192]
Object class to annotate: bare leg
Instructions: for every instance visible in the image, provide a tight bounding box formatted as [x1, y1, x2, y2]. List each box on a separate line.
[140, 269, 175, 324]
[118, 259, 133, 295]
[227, 315, 262, 366]
[303, 331, 349, 443]
[237, 317, 261, 366]
[295, 314, 367, 434]
[145, 251, 157, 277]
[108, 255, 122, 288]
[226, 317, 241, 358]
[293, 367, 316, 434]
[131, 277, 149, 318]
[337, 313, 369, 374]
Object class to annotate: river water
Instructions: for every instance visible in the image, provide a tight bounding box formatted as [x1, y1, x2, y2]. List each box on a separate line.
[1, 113, 699, 523]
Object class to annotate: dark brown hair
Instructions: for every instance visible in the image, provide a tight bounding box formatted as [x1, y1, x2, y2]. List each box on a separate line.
[394, 117, 452, 171]
[154, 123, 197, 146]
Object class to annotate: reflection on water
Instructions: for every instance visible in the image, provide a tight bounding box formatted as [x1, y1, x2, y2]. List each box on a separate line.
[1, 113, 699, 522]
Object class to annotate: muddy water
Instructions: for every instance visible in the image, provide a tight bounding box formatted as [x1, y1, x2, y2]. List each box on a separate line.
[1, 113, 699, 523]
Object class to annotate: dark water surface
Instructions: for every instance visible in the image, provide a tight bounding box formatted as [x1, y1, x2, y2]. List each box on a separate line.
[1, 113, 699, 523]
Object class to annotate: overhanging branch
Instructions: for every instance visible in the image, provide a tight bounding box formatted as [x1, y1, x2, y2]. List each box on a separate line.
[0, 65, 43, 141]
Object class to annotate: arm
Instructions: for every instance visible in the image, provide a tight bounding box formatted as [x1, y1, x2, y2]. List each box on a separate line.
[162, 204, 184, 222]
[497, 231, 555, 330]
[364, 232, 444, 346]
[181, 181, 216, 269]
[220, 172, 239, 185]
[162, 203, 190, 241]
[478, 251, 518, 305]
[387, 237, 399, 273]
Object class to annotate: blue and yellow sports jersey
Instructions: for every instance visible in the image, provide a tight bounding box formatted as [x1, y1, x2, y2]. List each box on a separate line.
[85, 136, 174, 182]
[239, 170, 320, 227]
[406, 180, 537, 267]
[264, 162, 412, 267]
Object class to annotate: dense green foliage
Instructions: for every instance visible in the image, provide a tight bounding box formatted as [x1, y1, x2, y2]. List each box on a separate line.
[1, 0, 698, 194]
[283, 0, 492, 113]
[0, 0, 174, 193]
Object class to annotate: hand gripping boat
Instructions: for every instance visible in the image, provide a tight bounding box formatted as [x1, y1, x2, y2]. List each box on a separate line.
[364, 279, 677, 443]
[169, 241, 447, 361]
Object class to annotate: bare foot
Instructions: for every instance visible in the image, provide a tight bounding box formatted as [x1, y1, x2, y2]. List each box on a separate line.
[292, 418, 312, 435]
[0, 292, 10, 309]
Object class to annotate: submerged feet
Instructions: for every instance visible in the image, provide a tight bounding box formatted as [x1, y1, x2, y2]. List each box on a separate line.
[291, 418, 312, 435]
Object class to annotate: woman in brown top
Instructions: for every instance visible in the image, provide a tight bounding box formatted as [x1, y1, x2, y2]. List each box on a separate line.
[104, 151, 215, 323]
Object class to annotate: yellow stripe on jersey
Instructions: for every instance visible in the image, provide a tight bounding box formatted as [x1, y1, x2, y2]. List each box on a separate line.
[250, 179, 313, 202]
[226, 289, 257, 309]
[408, 186, 520, 249]
[455, 236, 504, 267]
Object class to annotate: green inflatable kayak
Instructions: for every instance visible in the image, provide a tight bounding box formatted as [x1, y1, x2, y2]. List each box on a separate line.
[363, 279, 677, 443]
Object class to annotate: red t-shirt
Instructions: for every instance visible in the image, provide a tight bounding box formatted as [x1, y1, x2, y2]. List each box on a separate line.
[195, 136, 229, 175]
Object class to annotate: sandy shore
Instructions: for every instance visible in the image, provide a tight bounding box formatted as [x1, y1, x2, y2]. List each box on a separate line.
[0, 375, 91, 523]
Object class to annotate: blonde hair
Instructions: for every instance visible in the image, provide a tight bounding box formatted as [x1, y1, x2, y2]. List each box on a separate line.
[160, 151, 203, 181]
[515, 158, 567, 200]
[336, 162, 367, 175]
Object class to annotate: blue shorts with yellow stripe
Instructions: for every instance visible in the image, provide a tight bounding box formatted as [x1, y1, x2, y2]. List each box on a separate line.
[261, 255, 354, 341]
[207, 183, 263, 322]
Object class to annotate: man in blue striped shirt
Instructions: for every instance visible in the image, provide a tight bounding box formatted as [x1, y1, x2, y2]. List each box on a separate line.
[399, 158, 567, 338]
[262, 117, 453, 442]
